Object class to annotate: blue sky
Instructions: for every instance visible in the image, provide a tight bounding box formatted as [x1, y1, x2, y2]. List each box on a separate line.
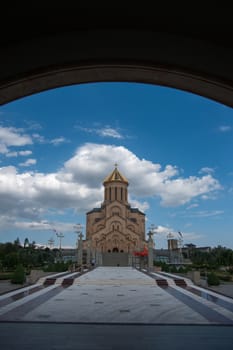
[0, 82, 233, 249]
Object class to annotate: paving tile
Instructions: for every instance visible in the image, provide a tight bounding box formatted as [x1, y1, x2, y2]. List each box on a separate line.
[1, 267, 233, 325]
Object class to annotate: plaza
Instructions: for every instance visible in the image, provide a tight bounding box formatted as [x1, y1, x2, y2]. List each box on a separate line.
[1, 266, 233, 349]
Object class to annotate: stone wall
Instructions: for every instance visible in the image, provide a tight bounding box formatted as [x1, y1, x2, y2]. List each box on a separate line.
[27, 270, 52, 284]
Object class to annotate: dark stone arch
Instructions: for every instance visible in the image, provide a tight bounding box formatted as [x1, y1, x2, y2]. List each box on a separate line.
[0, 6, 233, 107]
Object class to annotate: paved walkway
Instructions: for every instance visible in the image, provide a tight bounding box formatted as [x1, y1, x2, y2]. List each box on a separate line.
[1, 266, 233, 325]
[1, 266, 233, 349]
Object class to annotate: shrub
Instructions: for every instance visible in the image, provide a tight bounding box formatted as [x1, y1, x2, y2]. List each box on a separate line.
[43, 261, 69, 272]
[170, 266, 178, 273]
[11, 264, 26, 284]
[207, 272, 220, 286]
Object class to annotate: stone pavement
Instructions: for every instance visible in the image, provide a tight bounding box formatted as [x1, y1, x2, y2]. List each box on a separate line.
[1, 266, 233, 324]
[1, 266, 233, 349]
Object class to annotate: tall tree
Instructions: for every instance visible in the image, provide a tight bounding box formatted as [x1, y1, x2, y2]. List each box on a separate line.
[24, 238, 29, 248]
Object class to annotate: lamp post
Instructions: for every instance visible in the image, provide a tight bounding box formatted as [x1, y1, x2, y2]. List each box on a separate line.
[147, 224, 156, 272]
[56, 231, 64, 261]
[74, 223, 83, 267]
[51, 229, 64, 262]
[74, 223, 83, 262]
[167, 232, 174, 264]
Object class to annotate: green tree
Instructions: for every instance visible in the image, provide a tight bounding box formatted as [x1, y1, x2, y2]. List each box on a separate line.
[24, 238, 29, 248]
[14, 237, 21, 247]
[3, 252, 19, 269]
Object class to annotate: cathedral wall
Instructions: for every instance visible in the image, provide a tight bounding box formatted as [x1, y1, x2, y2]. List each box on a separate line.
[85, 168, 147, 255]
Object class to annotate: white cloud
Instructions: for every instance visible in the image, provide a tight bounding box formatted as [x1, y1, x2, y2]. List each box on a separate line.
[153, 225, 172, 235]
[201, 193, 218, 200]
[78, 125, 124, 139]
[0, 126, 32, 146]
[19, 159, 37, 167]
[0, 143, 223, 232]
[181, 232, 204, 241]
[0, 126, 32, 154]
[159, 175, 221, 207]
[0, 144, 8, 154]
[218, 125, 232, 132]
[96, 127, 123, 139]
[50, 137, 68, 146]
[6, 150, 32, 158]
[151, 225, 203, 243]
[185, 210, 224, 218]
[199, 167, 215, 174]
[6, 151, 18, 157]
[32, 133, 46, 143]
[128, 198, 149, 212]
[13, 220, 75, 232]
[19, 150, 32, 156]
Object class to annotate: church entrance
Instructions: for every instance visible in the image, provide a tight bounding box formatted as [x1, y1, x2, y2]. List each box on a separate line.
[102, 252, 129, 266]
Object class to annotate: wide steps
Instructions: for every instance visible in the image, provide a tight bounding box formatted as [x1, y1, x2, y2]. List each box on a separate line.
[62, 278, 74, 287]
[156, 279, 169, 287]
[174, 279, 187, 287]
[43, 278, 56, 286]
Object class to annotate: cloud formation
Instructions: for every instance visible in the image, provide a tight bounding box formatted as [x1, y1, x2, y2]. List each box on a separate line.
[50, 137, 69, 146]
[77, 124, 124, 139]
[6, 150, 32, 158]
[19, 159, 37, 167]
[0, 143, 222, 231]
[96, 127, 123, 139]
[184, 210, 224, 218]
[199, 167, 215, 174]
[0, 126, 32, 154]
[149, 225, 202, 243]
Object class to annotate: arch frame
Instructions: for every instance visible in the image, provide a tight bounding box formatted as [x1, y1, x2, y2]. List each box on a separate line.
[1, 29, 233, 107]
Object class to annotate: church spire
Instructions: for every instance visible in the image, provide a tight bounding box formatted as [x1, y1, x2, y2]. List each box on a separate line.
[103, 164, 128, 185]
[103, 165, 129, 203]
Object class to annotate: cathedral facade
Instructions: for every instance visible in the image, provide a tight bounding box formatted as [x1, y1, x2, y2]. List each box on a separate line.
[84, 166, 147, 259]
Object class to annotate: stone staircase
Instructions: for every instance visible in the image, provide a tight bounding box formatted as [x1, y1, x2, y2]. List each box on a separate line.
[174, 279, 187, 287]
[156, 279, 169, 287]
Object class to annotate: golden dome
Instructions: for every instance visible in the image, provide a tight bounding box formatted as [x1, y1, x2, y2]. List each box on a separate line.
[103, 165, 128, 185]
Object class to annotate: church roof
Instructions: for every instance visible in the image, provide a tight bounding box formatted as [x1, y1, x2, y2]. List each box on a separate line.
[103, 165, 128, 185]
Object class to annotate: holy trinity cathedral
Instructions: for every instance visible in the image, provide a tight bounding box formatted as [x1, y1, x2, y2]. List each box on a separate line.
[83, 166, 147, 266]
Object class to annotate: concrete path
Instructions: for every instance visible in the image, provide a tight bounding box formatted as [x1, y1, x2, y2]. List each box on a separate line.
[0, 266, 233, 325]
[1, 266, 233, 349]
